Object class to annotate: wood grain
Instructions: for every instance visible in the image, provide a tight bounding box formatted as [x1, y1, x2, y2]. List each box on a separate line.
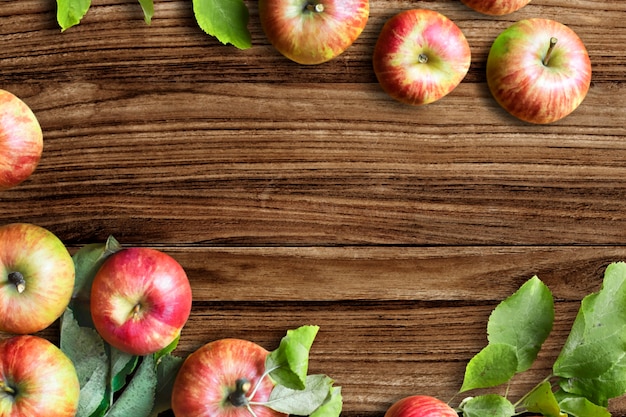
[1, 0, 626, 415]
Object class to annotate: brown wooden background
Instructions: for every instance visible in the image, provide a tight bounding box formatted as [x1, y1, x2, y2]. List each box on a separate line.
[1, 0, 625, 415]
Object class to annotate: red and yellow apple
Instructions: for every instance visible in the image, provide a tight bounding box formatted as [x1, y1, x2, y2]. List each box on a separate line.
[0, 90, 43, 191]
[0, 223, 75, 334]
[259, 0, 369, 65]
[385, 395, 458, 417]
[172, 338, 286, 417]
[460, 0, 531, 16]
[373, 9, 471, 106]
[90, 247, 192, 356]
[486, 18, 592, 124]
[0, 335, 80, 417]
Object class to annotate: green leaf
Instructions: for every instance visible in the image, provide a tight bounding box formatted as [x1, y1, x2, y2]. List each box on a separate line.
[60, 308, 109, 417]
[110, 348, 139, 393]
[56, 0, 92, 31]
[460, 343, 518, 392]
[192, 0, 252, 49]
[149, 354, 185, 417]
[137, 0, 154, 24]
[309, 386, 343, 417]
[459, 394, 515, 417]
[554, 262, 626, 379]
[154, 334, 180, 364]
[555, 391, 611, 417]
[487, 276, 554, 372]
[522, 381, 567, 417]
[267, 325, 320, 390]
[105, 356, 157, 417]
[266, 374, 334, 415]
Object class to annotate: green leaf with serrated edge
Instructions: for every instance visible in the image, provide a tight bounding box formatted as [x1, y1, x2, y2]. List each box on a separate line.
[309, 386, 343, 417]
[110, 348, 138, 393]
[554, 262, 626, 379]
[554, 391, 611, 417]
[266, 374, 333, 415]
[192, 0, 251, 49]
[267, 325, 319, 390]
[522, 381, 567, 417]
[60, 308, 109, 417]
[105, 356, 157, 417]
[459, 394, 515, 417]
[71, 236, 122, 327]
[460, 343, 518, 392]
[487, 276, 554, 372]
[137, 0, 154, 24]
[559, 351, 626, 407]
[56, 0, 91, 31]
[149, 354, 185, 417]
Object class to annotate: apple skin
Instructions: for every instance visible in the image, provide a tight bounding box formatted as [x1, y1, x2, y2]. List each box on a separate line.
[0, 223, 75, 334]
[171, 338, 286, 417]
[373, 9, 471, 106]
[460, 0, 531, 16]
[486, 18, 592, 124]
[385, 395, 458, 417]
[90, 247, 192, 356]
[259, 0, 369, 65]
[0, 335, 80, 417]
[0, 90, 43, 191]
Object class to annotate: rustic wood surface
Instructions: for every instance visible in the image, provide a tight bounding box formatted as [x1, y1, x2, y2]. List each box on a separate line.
[1, 0, 625, 415]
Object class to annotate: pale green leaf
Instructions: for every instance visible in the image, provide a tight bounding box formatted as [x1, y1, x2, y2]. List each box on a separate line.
[192, 0, 251, 49]
[310, 386, 343, 417]
[56, 0, 92, 31]
[267, 325, 319, 390]
[459, 394, 515, 417]
[522, 381, 567, 417]
[554, 262, 626, 379]
[137, 0, 154, 24]
[460, 343, 518, 392]
[105, 356, 157, 417]
[266, 374, 333, 415]
[555, 392, 611, 417]
[488, 276, 554, 372]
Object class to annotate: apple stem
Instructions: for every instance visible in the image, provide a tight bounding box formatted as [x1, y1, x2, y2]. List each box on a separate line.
[7, 271, 26, 294]
[543, 37, 558, 66]
[228, 378, 252, 407]
[0, 381, 16, 395]
[305, 2, 324, 13]
[418, 53, 429, 64]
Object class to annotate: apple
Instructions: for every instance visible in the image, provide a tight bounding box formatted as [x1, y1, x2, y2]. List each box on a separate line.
[0, 335, 80, 417]
[486, 18, 592, 124]
[171, 338, 286, 417]
[385, 395, 458, 417]
[90, 247, 192, 356]
[0, 223, 75, 334]
[373, 9, 471, 106]
[459, 0, 531, 16]
[259, 0, 369, 65]
[0, 89, 43, 190]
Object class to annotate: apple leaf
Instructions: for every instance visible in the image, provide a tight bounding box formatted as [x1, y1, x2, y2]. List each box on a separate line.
[487, 276, 554, 372]
[553, 262, 626, 380]
[265, 374, 334, 415]
[521, 380, 567, 417]
[110, 348, 139, 393]
[309, 386, 343, 417]
[192, 0, 252, 50]
[459, 394, 515, 417]
[460, 343, 518, 392]
[56, 0, 91, 31]
[149, 354, 185, 417]
[554, 391, 611, 417]
[105, 356, 157, 417]
[137, 0, 154, 24]
[267, 325, 320, 390]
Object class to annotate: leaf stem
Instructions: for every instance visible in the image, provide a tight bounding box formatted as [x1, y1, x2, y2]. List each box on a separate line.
[245, 365, 279, 401]
[512, 374, 555, 408]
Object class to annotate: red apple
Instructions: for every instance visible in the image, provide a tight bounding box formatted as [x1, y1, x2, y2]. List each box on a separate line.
[171, 338, 286, 417]
[90, 247, 192, 356]
[486, 18, 592, 124]
[259, 0, 369, 65]
[460, 0, 531, 16]
[0, 90, 43, 190]
[0, 223, 75, 334]
[0, 335, 80, 417]
[385, 395, 458, 417]
[373, 9, 471, 106]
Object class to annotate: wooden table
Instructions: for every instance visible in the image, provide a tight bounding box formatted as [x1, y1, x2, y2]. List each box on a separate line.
[1, 0, 625, 415]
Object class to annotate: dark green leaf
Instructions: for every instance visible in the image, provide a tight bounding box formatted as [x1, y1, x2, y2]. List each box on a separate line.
[522, 380, 566, 417]
[460, 343, 518, 392]
[110, 348, 139, 393]
[309, 386, 343, 417]
[192, 0, 252, 49]
[488, 276, 554, 372]
[137, 0, 154, 24]
[554, 262, 626, 379]
[266, 374, 333, 415]
[149, 354, 185, 417]
[267, 325, 319, 390]
[459, 394, 515, 417]
[105, 356, 157, 417]
[56, 0, 92, 31]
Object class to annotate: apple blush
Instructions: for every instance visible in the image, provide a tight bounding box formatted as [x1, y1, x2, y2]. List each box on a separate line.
[460, 0, 532, 16]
